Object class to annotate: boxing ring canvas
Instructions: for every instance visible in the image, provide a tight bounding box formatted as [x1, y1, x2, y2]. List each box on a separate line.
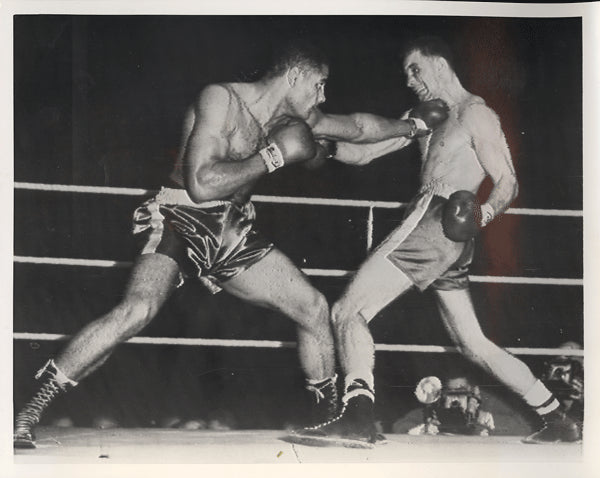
[3, 1, 598, 477]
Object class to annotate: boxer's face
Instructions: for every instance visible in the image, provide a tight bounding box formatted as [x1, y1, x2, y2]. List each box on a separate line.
[288, 64, 328, 119]
[404, 50, 441, 101]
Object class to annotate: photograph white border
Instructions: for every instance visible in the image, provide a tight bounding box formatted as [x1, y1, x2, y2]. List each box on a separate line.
[1, 1, 598, 477]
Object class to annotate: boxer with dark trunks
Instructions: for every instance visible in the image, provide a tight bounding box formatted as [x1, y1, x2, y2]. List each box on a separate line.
[14, 40, 446, 448]
[291, 36, 581, 448]
[132, 187, 274, 294]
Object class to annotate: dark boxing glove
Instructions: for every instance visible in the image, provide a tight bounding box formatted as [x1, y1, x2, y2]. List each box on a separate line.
[302, 139, 337, 170]
[260, 119, 316, 173]
[408, 99, 450, 138]
[442, 191, 482, 242]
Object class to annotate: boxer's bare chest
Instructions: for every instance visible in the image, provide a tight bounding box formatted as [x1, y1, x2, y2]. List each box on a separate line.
[419, 107, 484, 187]
[225, 87, 267, 162]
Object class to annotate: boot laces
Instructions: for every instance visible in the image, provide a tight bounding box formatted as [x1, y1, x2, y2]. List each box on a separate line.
[306, 383, 326, 403]
[14, 379, 61, 433]
[307, 378, 338, 418]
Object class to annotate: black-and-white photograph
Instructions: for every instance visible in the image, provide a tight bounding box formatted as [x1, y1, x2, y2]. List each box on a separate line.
[4, 1, 599, 475]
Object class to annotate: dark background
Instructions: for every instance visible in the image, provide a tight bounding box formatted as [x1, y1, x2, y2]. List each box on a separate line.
[13, 15, 582, 432]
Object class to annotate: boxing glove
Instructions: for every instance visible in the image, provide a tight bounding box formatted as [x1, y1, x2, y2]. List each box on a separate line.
[302, 139, 337, 170]
[442, 190, 482, 242]
[409, 99, 450, 137]
[260, 119, 317, 172]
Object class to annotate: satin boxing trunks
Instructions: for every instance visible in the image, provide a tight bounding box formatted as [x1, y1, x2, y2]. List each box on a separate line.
[132, 187, 273, 293]
[374, 181, 475, 291]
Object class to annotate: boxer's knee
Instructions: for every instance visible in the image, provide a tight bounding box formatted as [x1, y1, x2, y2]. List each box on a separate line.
[331, 298, 369, 332]
[289, 289, 330, 333]
[111, 296, 159, 339]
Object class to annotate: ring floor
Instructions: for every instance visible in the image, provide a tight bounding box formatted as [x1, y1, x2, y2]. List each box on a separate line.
[13, 427, 582, 464]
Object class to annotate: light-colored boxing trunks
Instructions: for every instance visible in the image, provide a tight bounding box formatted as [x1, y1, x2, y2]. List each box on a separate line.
[374, 180, 474, 291]
[132, 187, 273, 293]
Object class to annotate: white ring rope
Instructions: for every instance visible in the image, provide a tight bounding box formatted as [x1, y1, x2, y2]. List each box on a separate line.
[13, 256, 583, 286]
[12, 332, 583, 357]
[14, 182, 583, 217]
[367, 206, 374, 251]
[13, 333, 295, 349]
[15, 182, 151, 197]
[14, 181, 584, 358]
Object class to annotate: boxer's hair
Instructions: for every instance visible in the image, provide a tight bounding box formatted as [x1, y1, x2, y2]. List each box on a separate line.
[265, 39, 329, 78]
[403, 36, 457, 73]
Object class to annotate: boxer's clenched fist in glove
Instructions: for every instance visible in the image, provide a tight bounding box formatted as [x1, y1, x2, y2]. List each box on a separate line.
[259, 119, 317, 173]
[408, 99, 450, 138]
[442, 190, 495, 242]
[302, 139, 337, 170]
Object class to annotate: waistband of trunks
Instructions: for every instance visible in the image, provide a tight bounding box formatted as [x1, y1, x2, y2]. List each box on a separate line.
[154, 187, 232, 208]
[418, 180, 457, 199]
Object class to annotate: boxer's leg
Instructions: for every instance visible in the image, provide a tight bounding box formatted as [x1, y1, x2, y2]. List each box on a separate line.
[222, 247, 334, 380]
[332, 254, 413, 400]
[14, 253, 181, 448]
[222, 248, 337, 424]
[434, 288, 538, 394]
[288, 254, 413, 448]
[434, 288, 581, 443]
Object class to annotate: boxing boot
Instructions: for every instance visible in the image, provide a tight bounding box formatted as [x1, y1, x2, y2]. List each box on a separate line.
[522, 407, 582, 444]
[14, 360, 77, 449]
[287, 379, 383, 449]
[305, 375, 339, 426]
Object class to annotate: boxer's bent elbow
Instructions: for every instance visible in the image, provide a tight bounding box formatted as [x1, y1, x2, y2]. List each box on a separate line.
[185, 181, 213, 203]
[503, 177, 519, 207]
[511, 179, 519, 203]
[186, 170, 226, 203]
[495, 175, 519, 209]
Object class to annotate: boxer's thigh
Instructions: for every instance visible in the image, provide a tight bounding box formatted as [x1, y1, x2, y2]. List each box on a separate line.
[334, 253, 413, 323]
[221, 248, 326, 326]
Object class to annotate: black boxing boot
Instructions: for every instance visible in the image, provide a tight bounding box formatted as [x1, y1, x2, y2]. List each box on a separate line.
[522, 407, 581, 444]
[14, 360, 78, 449]
[304, 375, 339, 427]
[520, 380, 581, 444]
[286, 378, 382, 449]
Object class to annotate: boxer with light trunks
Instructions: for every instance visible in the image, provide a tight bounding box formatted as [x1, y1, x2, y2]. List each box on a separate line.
[14, 40, 447, 448]
[291, 36, 581, 447]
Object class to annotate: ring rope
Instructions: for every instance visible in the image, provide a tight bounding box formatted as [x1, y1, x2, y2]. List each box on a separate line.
[15, 182, 151, 197]
[14, 182, 584, 359]
[366, 206, 374, 251]
[13, 255, 583, 286]
[14, 182, 583, 217]
[12, 332, 583, 357]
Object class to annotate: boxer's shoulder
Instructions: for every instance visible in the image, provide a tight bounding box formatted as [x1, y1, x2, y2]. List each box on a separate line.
[456, 95, 487, 117]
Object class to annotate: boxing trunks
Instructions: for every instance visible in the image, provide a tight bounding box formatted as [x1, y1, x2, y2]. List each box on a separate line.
[374, 180, 474, 291]
[132, 187, 273, 293]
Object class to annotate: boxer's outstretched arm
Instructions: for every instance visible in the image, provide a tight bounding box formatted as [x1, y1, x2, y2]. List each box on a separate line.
[308, 99, 449, 144]
[309, 109, 414, 143]
[465, 104, 519, 217]
[334, 136, 412, 165]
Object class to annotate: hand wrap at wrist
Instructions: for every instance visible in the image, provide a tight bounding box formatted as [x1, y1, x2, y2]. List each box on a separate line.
[480, 203, 495, 227]
[259, 143, 285, 173]
[407, 117, 428, 138]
